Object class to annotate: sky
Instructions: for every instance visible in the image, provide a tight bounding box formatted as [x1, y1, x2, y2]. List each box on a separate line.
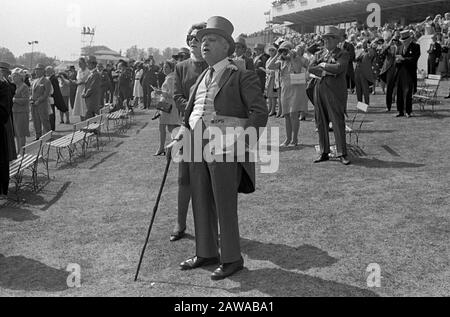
[0, 0, 273, 61]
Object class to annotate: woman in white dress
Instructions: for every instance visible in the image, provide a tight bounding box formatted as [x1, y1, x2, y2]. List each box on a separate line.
[133, 63, 144, 108]
[154, 60, 181, 156]
[72, 58, 90, 121]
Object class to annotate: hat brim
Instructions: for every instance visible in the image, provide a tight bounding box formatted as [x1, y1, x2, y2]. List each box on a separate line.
[196, 28, 235, 57]
[322, 34, 340, 39]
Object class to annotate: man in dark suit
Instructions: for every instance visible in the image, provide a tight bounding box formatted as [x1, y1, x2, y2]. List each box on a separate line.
[309, 26, 350, 166]
[171, 16, 268, 280]
[395, 30, 421, 118]
[427, 34, 442, 75]
[46, 66, 68, 128]
[340, 32, 356, 93]
[82, 56, 102, 119]
[141, 57, 159, 109]
[98, 63, 112, 106]
[0, 62, 12, 199]
[253, 43, 269, 93]
[233, 36, 255, 71]
[380, 37, 400, 112]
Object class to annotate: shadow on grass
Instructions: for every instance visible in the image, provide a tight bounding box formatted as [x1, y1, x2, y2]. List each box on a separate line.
[0, 206, 40, 222]
[40, 181, 72, 211]
[0, 254, 69, 292]
[352, 158, 425, 169]
[89, 152, 118, 170]
[357, 130, 396, 134]
[241, 238, 337, 271]
[227, 268, 379, 297]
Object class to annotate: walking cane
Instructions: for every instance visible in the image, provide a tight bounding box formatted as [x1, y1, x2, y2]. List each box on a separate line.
[134, 146, 173, 282]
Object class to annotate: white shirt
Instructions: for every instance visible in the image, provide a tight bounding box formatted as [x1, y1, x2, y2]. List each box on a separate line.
[189, 58, 230, 130]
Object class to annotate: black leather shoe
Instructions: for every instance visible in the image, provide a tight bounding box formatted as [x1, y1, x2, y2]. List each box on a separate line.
[313, 153, 329, 163]
[170, 228, 186, 242]
[211, 257, 244, 281]
[396, 113, 405, 117]
[180, 256, 219, 271]
[444, 95, 450, 99]
[338, 156, 351, 165]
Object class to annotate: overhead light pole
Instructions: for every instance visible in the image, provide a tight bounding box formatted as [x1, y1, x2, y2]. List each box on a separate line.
[28, 40, 39, 69]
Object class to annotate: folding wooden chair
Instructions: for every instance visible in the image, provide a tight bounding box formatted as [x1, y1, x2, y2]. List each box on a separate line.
[347, 102, 369, 147]
[413, 75, 441, 112]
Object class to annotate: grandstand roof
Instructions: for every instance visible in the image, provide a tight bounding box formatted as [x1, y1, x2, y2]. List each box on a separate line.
[271, 0, 450, 26]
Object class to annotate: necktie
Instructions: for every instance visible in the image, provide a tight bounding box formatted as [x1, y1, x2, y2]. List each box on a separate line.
[205, 67, 214, 87]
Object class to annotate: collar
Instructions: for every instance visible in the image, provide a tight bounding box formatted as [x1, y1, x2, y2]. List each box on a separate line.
[210, 58, 230, 73]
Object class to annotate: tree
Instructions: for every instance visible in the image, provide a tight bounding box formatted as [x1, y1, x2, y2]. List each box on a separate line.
[0, 47, 16, 65]
[125, 45, 146, 61]
[16, 52, 56, 69]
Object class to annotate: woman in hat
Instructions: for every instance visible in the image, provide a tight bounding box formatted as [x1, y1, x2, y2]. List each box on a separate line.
[154, 60, 180, 156]
[265, 45, 279, 117]
[267, 41, 309, 147]
[11, 68, 30, 151]
[72, 57, 90, 121]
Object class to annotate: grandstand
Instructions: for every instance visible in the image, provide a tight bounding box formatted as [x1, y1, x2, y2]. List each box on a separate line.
[268, 0, 450, 32]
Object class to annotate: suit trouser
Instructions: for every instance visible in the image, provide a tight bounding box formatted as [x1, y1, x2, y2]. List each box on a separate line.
[49, 104, 56, 131]
[428, 57, 437, 75]
[314, 84, 347, 157]
[143, 86, 152, 109]
[31, 103, 51, 139]
[188, 131, 243, 263]
[355, 69, 370, 105]
[396, 75, 414, 115]
[384, 68, 396, 110]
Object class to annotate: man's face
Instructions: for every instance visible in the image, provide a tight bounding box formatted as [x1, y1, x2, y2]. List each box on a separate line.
[87, 62, 96, 70]
[35, 69, 45, 77]
[201, 34, 229, 66]
[324, 37, 339, 50]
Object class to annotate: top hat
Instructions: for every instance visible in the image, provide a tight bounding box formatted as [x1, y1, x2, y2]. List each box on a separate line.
[235, 35, 247, 48]
[322, 26, 342, 39]
[400, 30, 412, 40]
[196, 16, 235, 56]
[86, 55, 97, 64]
[34, 63, 46, 70]
[0, 61, 11, 70]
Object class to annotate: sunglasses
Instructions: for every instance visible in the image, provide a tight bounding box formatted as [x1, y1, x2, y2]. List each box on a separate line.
[186, 35, 198, 43]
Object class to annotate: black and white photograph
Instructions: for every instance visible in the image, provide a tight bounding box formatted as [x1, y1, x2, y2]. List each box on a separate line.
[0, 0, 449, 301]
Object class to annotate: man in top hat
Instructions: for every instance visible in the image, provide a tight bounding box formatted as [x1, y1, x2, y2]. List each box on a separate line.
[253, 43, 269, 93]
[30, 63, 52, 139]
[141, 57, 159, 109]
[82, 56, 102, 118]
[394, 30, 420, 118]
[427, 34, 442, 75]
[339, 30, 356, 93]
[308, 26, 351, 165]
[171, 16, 268, 280]
[0, 62, 14, 199]
[233, 35, 255, 71]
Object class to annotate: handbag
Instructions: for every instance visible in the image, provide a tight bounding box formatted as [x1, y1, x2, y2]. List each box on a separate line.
[156, 101, 172, 113]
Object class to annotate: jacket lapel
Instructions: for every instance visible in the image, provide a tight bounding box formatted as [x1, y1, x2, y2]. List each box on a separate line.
[184, 69, 208, 127]
[216, 66, 235, 96]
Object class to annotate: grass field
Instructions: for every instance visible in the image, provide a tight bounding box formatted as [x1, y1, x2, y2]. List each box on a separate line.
[1, 81, 449, 297]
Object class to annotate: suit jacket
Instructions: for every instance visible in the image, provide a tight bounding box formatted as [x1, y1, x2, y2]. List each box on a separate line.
[0, 80, 11, 168]
[183, 64, 269, 194]
[395, 42, 421, 79]
[49, 75, 68, 112]
[309, 47, 350, 114]
[254, 53, 269, 92]
[83, 70, 102, 112]
[355, 48, 376, 83]
[342, 41, 356, 79]
[380, 43, 397, 80]
[428, 42, 442, 59]
[31, 76, 52, 106]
